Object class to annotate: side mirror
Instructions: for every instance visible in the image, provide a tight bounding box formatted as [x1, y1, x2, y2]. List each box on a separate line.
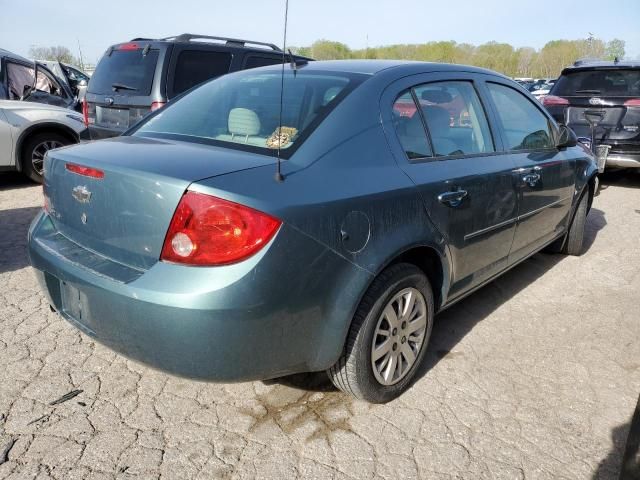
[556, 124, 577, 148]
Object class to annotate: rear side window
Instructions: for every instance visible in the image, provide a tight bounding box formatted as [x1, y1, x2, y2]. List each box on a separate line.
[244, 55, 283, 69]
[487, 83, 554, 151]
[173, 50, 232, 95]
[553, 69, 640, 97]
[392, 91, 432, 159]
[89, 49, 159, 95]
[415, 81, 494, 156]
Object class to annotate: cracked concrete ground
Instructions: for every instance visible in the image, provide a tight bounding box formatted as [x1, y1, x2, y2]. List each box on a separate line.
[0, 170, 639, 479]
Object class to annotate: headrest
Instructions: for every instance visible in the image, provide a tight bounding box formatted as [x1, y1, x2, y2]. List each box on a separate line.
[421, 89, 453, 104]
[323, 86, 343, 105]
[228, 108, 260, 136]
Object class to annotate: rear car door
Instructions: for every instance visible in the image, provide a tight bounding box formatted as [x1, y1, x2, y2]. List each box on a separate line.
[485, 81, 575, 262]
[383, 73, 518, 299]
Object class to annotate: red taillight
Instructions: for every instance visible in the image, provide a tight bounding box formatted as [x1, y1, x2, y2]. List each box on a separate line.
[82, 99, 89, 127]
[542, 95, 569, 107]
[65, 163, 105, 179]
[150, 101, 166, 112]
[624, 99, 640, 106]
[160, 192, 281, 266]
[118, 42, 139, 51]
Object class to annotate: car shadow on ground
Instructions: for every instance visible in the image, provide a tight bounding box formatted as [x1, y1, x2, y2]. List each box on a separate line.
[594, 394, 640, 480]
[0, 206, 42, 274]
[0, 172, 35, 191]
[412, 206, 606, 386]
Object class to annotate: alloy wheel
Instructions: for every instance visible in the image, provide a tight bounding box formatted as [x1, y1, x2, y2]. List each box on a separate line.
[371, 287, 428, 386]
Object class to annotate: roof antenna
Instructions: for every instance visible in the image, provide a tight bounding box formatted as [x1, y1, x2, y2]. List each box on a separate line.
[274, 0, 289, 183]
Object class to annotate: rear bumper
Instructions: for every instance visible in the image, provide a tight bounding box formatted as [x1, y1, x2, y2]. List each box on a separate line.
[28, 212, 371, 382]
[607, 153, 640, 169]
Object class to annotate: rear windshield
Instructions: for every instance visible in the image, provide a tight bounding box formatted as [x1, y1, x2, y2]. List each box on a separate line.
[132, 69, 364, 157]
[553, 68, 640, 96]
[88, 48, 159, 95]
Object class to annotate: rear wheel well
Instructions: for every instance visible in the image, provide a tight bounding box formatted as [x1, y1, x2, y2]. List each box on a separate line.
[16, 125, 78, 171]
[389, 247, 444, 310]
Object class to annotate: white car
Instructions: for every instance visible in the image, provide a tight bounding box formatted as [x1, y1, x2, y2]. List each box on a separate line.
[0, 100, 86, 183]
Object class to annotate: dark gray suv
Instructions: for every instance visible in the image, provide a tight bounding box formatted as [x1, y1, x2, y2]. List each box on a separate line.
[84, 34, 311, 140]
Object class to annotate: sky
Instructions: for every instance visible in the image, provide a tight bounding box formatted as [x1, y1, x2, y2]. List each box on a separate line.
[1, 0, 639, 65]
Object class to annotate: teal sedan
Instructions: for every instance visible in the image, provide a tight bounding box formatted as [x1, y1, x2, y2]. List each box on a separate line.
[29, 61, 597, 403]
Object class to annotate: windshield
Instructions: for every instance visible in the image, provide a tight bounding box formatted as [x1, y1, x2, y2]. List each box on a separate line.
[553, 68, 640, 96]
[133, 69, 364, 156]
[88, 48, 159, 95]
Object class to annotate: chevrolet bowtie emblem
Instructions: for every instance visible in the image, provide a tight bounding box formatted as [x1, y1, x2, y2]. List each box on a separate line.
[72, 185, 92, 204]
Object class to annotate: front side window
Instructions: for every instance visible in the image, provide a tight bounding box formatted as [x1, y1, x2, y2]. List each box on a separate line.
[487, 83, 554, 150]
[6, 62, 34, 99]
[134, 70, 363, 156]
[173, 50, 232, 96]
[415, 81, 494, 157]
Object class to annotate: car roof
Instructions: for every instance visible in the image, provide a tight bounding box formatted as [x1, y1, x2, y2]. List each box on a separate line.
[255, 59, 509, 78]
[562, 60, 640, 74]
[0, 48, 32, 64]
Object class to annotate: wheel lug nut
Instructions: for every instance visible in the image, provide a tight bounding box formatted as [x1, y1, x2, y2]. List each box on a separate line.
[392, 343, 398, 351]
[401, 336, 406, 344]
[392, 328, 397, 336]
[401, 321, 407, 329]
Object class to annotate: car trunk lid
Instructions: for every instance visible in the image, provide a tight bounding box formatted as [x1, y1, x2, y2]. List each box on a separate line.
[44, 136, 274, 271]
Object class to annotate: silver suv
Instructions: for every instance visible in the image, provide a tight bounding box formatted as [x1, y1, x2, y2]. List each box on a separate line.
[0, 49, 86, 182]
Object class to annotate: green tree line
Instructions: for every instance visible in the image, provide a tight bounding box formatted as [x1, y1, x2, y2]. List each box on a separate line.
[292, 37, 627, 78]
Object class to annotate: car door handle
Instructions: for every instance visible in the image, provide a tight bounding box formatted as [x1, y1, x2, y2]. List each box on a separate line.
[437, 189, 468, 207]
[522, 173, 541, 187]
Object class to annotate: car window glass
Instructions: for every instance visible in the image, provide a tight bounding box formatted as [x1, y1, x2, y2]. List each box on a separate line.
[6, 62, 34, 100]
[414, 81, 494, 156]
[88, 49, 159, 95]
[553, 69, 640, 96]
[392, 90, 432, 159]
[244, 56, 283, 69]
[487, 83, 554, 150]
[36, 68, 63, 98]
[135, 70, 361, 156]
[173, 50, 232, 95]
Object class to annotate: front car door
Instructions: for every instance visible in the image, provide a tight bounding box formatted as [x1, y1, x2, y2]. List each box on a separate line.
[484, 81, 575, 262]
[382, 73, 518, 300]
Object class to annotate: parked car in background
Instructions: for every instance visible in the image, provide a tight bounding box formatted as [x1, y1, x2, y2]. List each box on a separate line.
[0, 98, 85, 182]
[84, 33, 311, 140]
[543, 60, 640, 169]
[29, 60, 597, 403]
[39, 60, 90, 106]
[0, 49, 76, 109]
[531, 79, 556, 101]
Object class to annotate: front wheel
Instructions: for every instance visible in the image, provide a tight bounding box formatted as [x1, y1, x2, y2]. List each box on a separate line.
[327, 263, 434, 403]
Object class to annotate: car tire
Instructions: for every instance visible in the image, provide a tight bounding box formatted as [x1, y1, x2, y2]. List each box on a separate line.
[544, 191, 589, 256]
[21, 132, 71, 183]
[562, 191, 589, 256]
[327, 263, 434, 403]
